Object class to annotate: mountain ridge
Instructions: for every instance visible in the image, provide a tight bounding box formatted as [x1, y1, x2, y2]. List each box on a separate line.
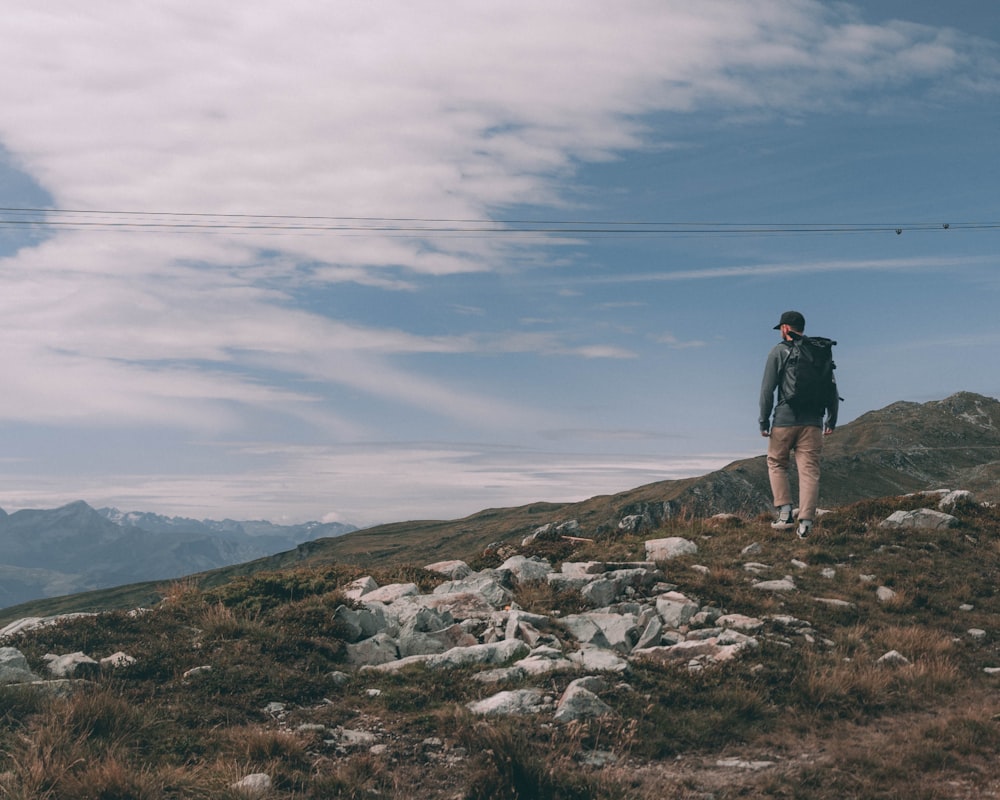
[0, 504, 356, 609]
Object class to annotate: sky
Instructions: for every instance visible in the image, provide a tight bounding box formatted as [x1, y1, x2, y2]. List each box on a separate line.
[0, 1, 997, 527]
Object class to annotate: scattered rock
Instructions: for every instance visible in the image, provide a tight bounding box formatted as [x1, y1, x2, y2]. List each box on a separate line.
[877, 650, 910, 666]
[231, 773, 272, 798]
[938, 490, 973, 510]
[753, 577, 796, 592]
[879, 509, 959, 531]
[554, 681, 614, 723]
[43, 652, 100, 679]
[467, 689, 546, 716]
[0, 647, 38, 684]
[645, 537, 697, 561]
[876, 586, 898, 603]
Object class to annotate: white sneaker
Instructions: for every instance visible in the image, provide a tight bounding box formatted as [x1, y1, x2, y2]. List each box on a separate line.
[796, 520, 813, 539]
[771, 505, 795, 530]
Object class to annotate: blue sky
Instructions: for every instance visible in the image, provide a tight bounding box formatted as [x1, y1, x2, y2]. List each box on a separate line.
[0, 1, 997, 526]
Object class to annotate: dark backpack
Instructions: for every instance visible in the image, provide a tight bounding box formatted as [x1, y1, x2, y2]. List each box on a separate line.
[780, 335, 838, 413]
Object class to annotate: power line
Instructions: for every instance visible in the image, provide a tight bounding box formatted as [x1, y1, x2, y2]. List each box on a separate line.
[0, 207, 996, 238]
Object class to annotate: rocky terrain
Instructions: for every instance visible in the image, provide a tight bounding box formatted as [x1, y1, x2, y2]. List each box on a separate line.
[2, 485, 1000, 798]
[1, 392, 999, 797]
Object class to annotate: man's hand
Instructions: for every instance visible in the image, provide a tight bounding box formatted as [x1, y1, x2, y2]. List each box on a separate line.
[761, 430, 770, 437]
[824, 428, 834, 436]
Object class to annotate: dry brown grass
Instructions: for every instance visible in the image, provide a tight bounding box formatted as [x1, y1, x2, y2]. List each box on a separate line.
[2, 493, 1000, 798]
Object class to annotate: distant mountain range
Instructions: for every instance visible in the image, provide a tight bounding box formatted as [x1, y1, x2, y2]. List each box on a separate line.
[2, 391, 998, 621]
[0, 503, 355, 609]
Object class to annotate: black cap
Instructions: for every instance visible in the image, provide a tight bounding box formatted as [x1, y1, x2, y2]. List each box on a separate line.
[773, 310, 805, 331]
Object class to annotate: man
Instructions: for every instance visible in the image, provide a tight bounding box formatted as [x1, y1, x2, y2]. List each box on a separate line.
[759, 310, 838, 538]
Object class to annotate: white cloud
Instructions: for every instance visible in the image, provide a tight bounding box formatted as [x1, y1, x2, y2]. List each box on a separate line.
[653, 332, 708, 349]
[581, 255, 996, 284]
[0, 2, 995, 520]
[0, 440, 753, 526]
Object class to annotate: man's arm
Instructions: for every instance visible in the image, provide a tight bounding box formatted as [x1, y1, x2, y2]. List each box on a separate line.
[758, 347, 781, 434]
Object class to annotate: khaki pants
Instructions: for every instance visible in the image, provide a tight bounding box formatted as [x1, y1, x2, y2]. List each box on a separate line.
[767, 425, 823, 522]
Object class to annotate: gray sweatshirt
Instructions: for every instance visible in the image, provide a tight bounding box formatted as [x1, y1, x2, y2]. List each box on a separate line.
[758, 340, 838, 432]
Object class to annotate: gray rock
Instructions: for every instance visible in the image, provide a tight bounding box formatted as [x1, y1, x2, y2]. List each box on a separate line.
[938, 490, 973, 511]
[632, 633, 756, 667]
[581, 612, 640, 654]
[558, 615, 613, 649]
[582, 577, 628, 607]
[560, 561, 606, 577]
[655, 592, 699, 628]
[877, 649, 911, 666]
[645, 537, 697, 561]
[344, 632, 399, 667]
[342, 576, 379, 600]
[467, 688, 546, 716]
[99, 652, 136, 670]
[505, 646, 575, 677]
[425, 639, 529, 670]
[879, 509, 959, 531]
[424, 560, 473, 580]
[334, 728, 379, 747]
[433, 573, 511, 607]
[753, 577, 797, 592]
[0, 613, 96, 640]
[412, 591, 497, 620]
[634, 616, 663, 650]
[505, 610, 553, 642]
[566, 645, 629, 673]
[398, 623, 477, 657]
[0, 647, 38, 684]
[333, 604, 387, 642]
[498, 555, 553, 583]
[553, 682, 614, 723]
[360, 654, 435, 674]
[43, 652, 100, 679]
[363, 582, 420, 603]
[875, 586, 896, 603]
[814, 598, 856, 610]
[231, 773, 272, 799]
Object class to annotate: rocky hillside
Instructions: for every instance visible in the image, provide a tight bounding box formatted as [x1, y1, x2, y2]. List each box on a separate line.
[2, 488, 999, 798]
[2, 391, 997, 624]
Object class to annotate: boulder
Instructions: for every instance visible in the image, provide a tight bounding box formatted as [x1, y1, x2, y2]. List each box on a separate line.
[433, 573, 511, 607]
[424, 560, 473, 580]
[879, 509, 959, 531]
[425, 639, 529, 670]
[467, 688, 546, 716]
[645, 537, 697, 561]
[0, 647, 38, 684]
[342, 576, 379, 600]
[43, 652, 100, 679]
[554, 680, 614, 723]
[753, 577, 797, 592]
[498, 555, 553, 583]
[343, 632, 399, 668]
[566, 645, 629, 673]
[231, 773, 272, 799]
[655, 592, 700, 628]
[362, 583, 420, 604]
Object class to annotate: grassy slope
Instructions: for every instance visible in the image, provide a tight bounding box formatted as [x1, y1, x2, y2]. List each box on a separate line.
[2, 492, 1000, 798]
